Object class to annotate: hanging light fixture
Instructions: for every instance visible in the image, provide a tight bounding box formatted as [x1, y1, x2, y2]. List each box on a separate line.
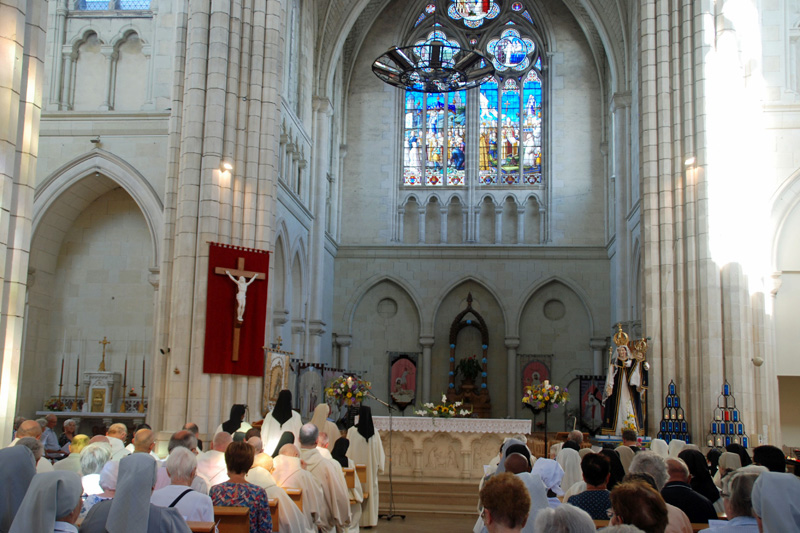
[372, 1, 495, 93]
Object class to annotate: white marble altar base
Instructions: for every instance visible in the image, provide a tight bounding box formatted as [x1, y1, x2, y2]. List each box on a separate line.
[373, 416, 532, 481]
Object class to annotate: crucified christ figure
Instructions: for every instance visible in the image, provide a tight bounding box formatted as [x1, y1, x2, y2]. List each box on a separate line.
[226, 270, 259, 322]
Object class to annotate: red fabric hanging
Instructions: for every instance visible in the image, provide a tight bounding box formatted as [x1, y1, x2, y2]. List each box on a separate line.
[203, 242, 270, 376]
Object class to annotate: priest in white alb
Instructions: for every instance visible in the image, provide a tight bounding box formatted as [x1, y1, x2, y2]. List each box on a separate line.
[272, 444, 325, 530]
[195, 431, 232, 486]
[298, 423, 351, 532]
[261, 390, 303, 455]
[246, 446, 314, 533]
[346, 406, 385, 528]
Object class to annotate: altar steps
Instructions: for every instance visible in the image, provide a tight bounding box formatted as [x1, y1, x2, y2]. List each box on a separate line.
[377, 478, 479, 515]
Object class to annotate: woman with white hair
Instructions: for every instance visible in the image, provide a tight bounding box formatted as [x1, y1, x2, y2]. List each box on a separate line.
[533, 504, 595, 533]
[9, 471, 83, 533]
[706, 470, 759, 532]
[80, 442, 111, 496]
[80, 461, 118, 520]
[80, 453, 190, 532]
[150, 447, 214, 523]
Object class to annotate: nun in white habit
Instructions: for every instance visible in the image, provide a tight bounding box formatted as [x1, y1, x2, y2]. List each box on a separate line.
[0, 446, 36, 533]
[79, 453, 190, 533]
[10, 471, 82, 533]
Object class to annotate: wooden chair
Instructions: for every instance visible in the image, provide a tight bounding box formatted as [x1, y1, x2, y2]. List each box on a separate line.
[284, 487, 303, 512]
[186, 522, 215, 533]
[343, 467, 355, 489]
[213, 506, 250, 533]
[268, 498, 279, 532]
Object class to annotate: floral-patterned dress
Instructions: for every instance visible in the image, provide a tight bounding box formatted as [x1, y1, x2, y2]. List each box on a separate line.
[209, 481, 272, 533]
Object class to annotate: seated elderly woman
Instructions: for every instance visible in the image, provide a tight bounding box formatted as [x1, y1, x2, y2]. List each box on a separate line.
[533, 505, 596, 533]
[479, 473, 531, 533]
[80, 442, 111, 496]
[209, 441, 273, 533]
[80, 460, 118, 520]
[706, 470, 759, 532]
[609, 480, 669, 533]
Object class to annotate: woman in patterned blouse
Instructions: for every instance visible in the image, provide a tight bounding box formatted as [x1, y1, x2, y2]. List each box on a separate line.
[209, 441, 272, 533]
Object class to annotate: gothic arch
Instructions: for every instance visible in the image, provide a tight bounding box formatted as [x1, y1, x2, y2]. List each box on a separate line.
[69, 27, 104, 49]
[109, 25, 147, 49]
[427, 275, 507, 336]
[342, 274, 424, 335]
[770, 168, 800, 270]
[512, 275, 597, 337]
[33, 149, 163, 267]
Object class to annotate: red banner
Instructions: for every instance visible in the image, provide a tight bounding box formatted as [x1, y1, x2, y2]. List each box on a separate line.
[204, 242, 270, 376]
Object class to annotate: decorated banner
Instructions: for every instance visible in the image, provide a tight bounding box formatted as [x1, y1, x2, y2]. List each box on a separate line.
[262, 349, 292, 416]
[203, 242, 270, 376]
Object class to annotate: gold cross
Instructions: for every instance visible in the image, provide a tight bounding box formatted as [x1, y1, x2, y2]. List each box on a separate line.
[98, 337, 110, 371]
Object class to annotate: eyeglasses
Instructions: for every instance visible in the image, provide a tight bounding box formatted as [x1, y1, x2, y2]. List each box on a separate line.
[606, 508, 615, 519]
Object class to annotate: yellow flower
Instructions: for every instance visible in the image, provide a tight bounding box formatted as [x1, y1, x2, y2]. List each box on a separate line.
[346, 392, 352, 398]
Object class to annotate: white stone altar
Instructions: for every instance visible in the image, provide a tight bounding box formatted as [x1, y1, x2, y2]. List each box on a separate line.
[83, 372, 122, 413]
[373, 416, 532, 481]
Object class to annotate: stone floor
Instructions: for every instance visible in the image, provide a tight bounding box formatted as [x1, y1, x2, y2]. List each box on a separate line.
[368, 511, 478, 533]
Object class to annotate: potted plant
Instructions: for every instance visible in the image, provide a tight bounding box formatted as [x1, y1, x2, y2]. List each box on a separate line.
[455, 355, 481, 387]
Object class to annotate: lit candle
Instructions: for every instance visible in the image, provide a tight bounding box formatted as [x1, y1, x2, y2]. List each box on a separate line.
[544, 380, 549, 388]
[707, 439, 713, 447]
[59, 357, 64, 387]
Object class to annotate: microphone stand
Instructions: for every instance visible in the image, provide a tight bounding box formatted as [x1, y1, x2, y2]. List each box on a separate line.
[366, 390, 405, 521]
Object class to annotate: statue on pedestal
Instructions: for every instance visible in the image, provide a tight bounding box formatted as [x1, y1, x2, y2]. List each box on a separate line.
[601, 325, 649, 435]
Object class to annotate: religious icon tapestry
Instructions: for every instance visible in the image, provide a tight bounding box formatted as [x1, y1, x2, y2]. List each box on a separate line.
[203, 242, 270, 376]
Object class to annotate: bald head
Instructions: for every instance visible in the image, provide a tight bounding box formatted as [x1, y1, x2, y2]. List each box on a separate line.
[666, 458, 690, 483]
[107, 423, 127, 440]
[17, 420, 42, 439]
[504, 452, 531, 474]
[568, 430, 583, 444]
[279, 444, 300, 458]
[247, 437, 263, 454]
[89, 435, 109, 445]
[45, 414, 57, 428]
[133, 428, 155, 453]
[212, 431, 233, 452]
[70, 434, 90, 454]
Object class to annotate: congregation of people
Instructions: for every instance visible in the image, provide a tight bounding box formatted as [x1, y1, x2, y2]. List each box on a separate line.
[0, 391, 384, 533]
[476, 429, 800, 533]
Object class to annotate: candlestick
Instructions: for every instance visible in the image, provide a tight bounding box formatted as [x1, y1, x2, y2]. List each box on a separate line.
[122, 358, 127, 388]
[75, 358, 80, 387]
[59, 357, 64, 387]
[141, 357, 145, 388]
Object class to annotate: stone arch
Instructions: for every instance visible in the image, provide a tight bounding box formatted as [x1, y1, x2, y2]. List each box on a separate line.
[33, 149, 163, 268]
[109, 25, 147, 48]
[343, 274, 424, 335]
[69, 26, 105, 49]
[428, 275, 508, 335]
[512, 275, 597, 337]
[770, 168, 800, 271]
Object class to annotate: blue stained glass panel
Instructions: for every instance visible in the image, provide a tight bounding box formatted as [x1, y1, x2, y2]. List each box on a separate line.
[404, 92, 425, 186]
[521, 70, 542, 184]
[479, 79, 499, 184]
[499, 80, 521, 183]
[446, 91, 466, 185]
[425, 93, 445, 186]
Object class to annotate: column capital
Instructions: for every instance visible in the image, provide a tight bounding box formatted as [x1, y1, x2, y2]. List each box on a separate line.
[308, 320, 326, 337]
[504, 337, 520, 349]
[770, 272, 782, 296]
[147, 267, 160, 289]
[610, 91, 632, 112]
[419, 336, 435, 347]
[589, 337, 607, 350]
[313, 95, 333, 115]
[335, 335, 352, 347]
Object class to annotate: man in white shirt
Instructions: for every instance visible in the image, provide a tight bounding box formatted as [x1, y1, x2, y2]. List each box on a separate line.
[41, 414, 62, 454]
[7, 419, 41, 447]
[298, 423, 351, 532]
[105, 423, 131, 461]
[196, 431, 232, 486]
[151, 447, 214, 522]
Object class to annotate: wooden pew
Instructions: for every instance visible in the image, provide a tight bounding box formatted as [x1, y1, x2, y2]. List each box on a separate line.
[213, 506, 249, 533]
[187, 522, 215, 533]
[592, 520, 710, 531]
[269, 498, 279, 532]
[284, 487, 303, 512]
[343, 467, 355, 489]
[355, 464, 368, 499]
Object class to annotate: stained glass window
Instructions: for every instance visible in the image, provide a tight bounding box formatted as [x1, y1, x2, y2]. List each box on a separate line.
[402, 1, 543, 189]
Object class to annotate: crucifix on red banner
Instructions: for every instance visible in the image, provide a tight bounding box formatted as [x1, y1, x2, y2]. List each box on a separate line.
[204, 243, 270, 376]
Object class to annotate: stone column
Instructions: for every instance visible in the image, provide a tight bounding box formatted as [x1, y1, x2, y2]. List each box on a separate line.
[440, 206, 448, 243]
[417, 203, 426, 244]
[292, 323, 306, 360]
[99, 46, 116, 111]
[505, 338, 520, 417]
[335, 335, 352, 370]
[49, 0, 68, 110]
[0, 0, 48, 440]
[516, 205, 525, 244]
[589, 337, 607, 376]
[472, 206, 480, 243]
[461, 207, 468, 243]
[494, 205, 502, 243]
[397, 207, 405, 243]
[61, 51, 76, 110]
[420, 336, 435, 403]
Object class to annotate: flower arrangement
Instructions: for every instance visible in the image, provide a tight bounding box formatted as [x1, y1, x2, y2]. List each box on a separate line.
[415, 394, 473, 418]
[521, 380, 570, 410]
[44, 398, 65, 411]
[456, 355, 482, 382]
[622, 412, 638, 431]
[325, 375, 371, 406]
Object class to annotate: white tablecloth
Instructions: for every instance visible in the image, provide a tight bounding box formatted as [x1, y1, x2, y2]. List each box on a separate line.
[373, 416, 531, 434]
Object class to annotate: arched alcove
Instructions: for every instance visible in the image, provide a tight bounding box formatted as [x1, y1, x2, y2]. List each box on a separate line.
[348, 280, 421, 415]
[516, 280, 593, 423]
